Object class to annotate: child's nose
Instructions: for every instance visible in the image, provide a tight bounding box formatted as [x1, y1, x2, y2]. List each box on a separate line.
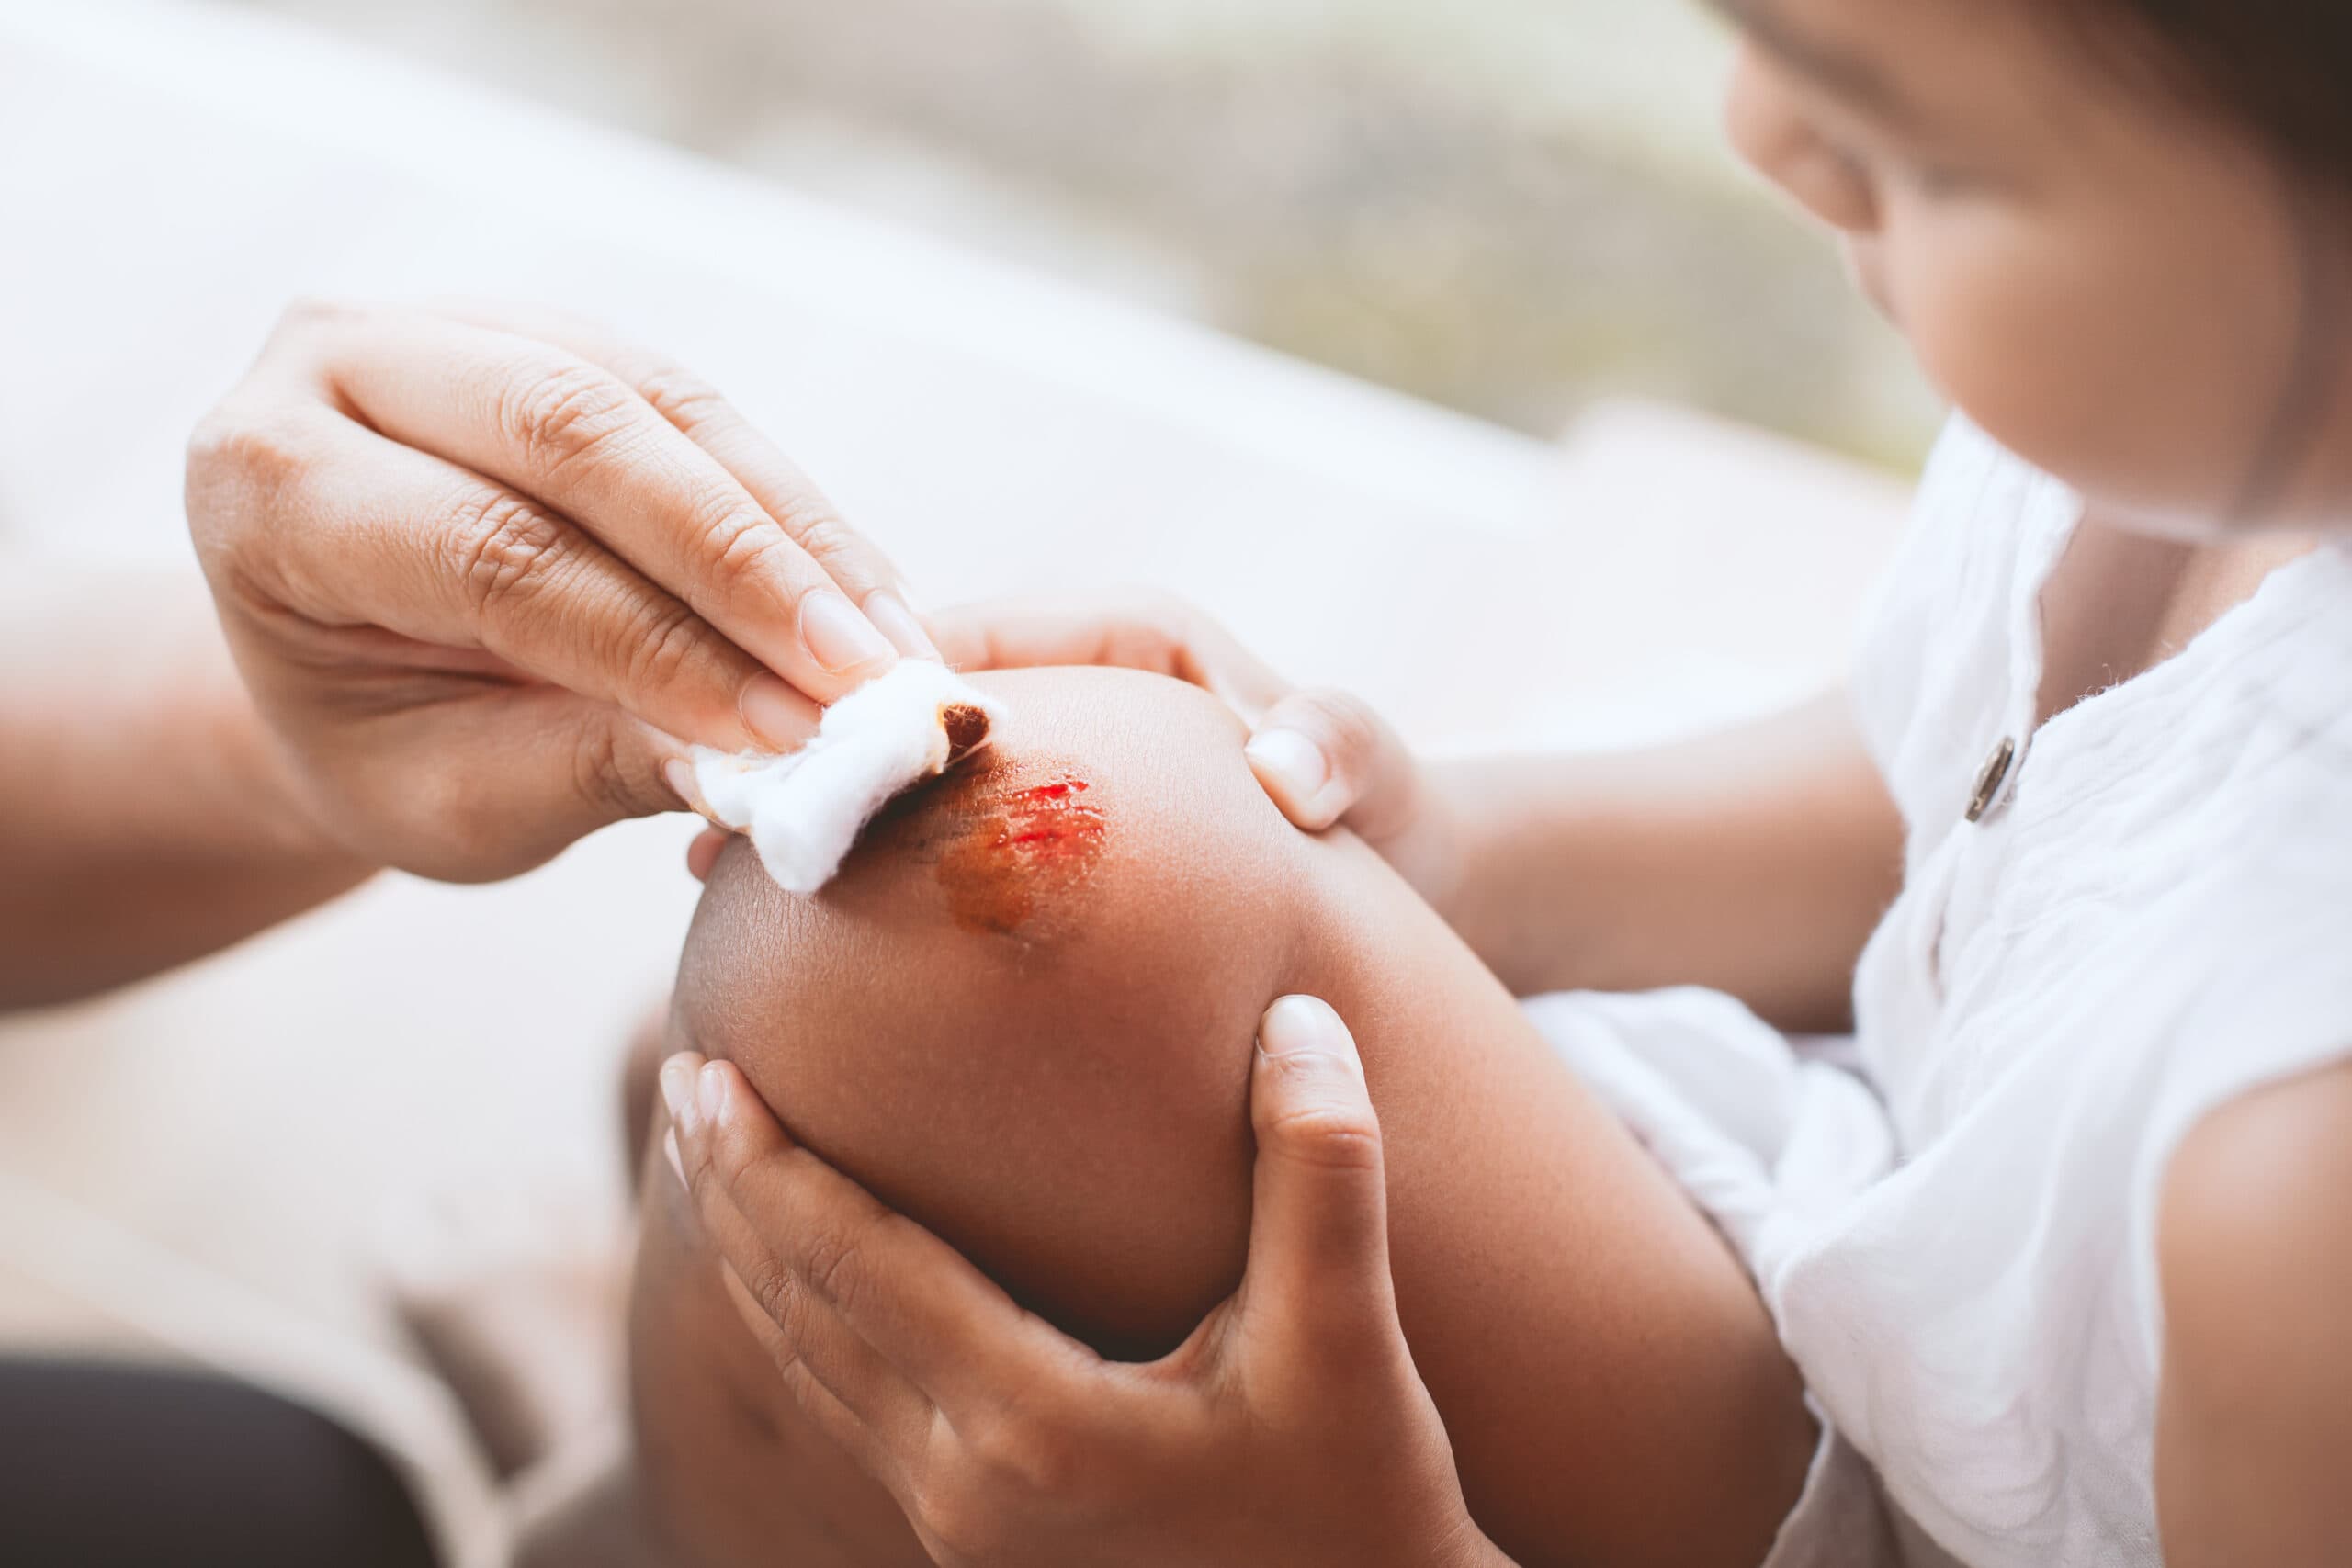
[1723, 46, 1880, 236]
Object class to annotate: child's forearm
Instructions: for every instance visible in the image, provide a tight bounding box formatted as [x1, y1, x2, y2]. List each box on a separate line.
[1430, 693, 1904, 1032]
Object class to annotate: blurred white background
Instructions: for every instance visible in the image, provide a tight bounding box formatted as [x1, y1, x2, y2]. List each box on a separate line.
[232, 0, 1939, 467]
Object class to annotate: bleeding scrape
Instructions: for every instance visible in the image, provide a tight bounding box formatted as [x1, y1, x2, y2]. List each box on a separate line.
[933, 773, 1107, 935]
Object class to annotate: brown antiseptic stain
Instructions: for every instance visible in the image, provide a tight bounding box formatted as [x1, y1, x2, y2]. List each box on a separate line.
[941, 703, 992, 761]
[933, 773, 1106, 936]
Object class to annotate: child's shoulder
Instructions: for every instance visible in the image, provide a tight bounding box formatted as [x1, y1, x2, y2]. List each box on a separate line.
[2157, 1058, 2352, 1507]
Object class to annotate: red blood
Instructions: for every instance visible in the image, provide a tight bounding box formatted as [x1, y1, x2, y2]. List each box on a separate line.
[934, 773, 1105, 935]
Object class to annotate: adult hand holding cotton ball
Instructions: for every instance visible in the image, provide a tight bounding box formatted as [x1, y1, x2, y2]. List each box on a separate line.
[185, 300, 934, 883]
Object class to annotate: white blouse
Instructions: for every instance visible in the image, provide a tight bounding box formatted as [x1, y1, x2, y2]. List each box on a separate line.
[1531, 416, 2352, 1567]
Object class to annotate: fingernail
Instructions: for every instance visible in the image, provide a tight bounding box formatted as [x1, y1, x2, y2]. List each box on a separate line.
[863, 589, 940, 660]
[740, 673, 821, 752]
[696, 1061, 730, 1126]
[1245, 728, 1329, 806]
[800, 591, 896, 674]
[659, 1055, 698, 1134]
[662, 758, 702, 813]
[662, 1127, 687, 1190]
[1259, 994, 1351, 1060]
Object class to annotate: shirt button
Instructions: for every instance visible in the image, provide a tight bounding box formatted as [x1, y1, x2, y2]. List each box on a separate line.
[1966, 736, 2017, 823]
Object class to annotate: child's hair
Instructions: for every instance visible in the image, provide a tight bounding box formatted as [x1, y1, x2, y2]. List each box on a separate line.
[2054, 3, 2352, 193]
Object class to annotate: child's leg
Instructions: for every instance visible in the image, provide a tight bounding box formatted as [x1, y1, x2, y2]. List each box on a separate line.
[628, 667, 1816, 1568]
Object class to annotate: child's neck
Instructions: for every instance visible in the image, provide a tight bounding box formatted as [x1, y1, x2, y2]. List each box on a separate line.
[2033, 517, 2321, 728]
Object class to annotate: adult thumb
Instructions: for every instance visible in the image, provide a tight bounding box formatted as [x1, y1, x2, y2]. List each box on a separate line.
[1239, 995, 1400, 1359]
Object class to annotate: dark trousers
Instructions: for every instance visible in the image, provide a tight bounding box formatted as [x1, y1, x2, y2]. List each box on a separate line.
[0, 1357, 437, 1568]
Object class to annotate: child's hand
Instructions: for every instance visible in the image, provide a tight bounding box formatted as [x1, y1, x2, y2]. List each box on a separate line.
[929, 594, 1464, 906]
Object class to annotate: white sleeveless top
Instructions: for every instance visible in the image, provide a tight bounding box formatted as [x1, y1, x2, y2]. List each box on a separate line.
[1530, 416, 2352, 1568]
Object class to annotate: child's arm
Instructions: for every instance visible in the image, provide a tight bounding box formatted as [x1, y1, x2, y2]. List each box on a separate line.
[2155, 1062, 2352, 1566]
[1424, 694, 1904, 1032]
[930, 600, 1904, 1034]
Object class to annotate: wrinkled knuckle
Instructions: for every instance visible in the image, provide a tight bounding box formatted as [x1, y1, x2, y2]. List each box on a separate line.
[798, 514, 865, 570]
[796, 1221, 869, 1314]
[694, 488, 793, 586]
[632, 364, 731, 433]
[501, 361, 639, 481]
[739, 1253, 801, 1326]
[1261, 1093, 1385, 1171]
[617, 602, 712, 705]
[764, 494, 858, 564]
[450, 491, 572, 618]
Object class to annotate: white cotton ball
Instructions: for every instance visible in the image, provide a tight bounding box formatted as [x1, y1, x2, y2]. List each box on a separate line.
[690, 660, 1001, 894]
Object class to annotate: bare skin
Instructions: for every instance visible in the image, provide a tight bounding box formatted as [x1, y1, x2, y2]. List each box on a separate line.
[629, 664, 1816, 1568]
[0, 570, 371, 1009]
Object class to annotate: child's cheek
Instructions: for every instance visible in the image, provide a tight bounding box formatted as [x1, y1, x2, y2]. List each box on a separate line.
[1895, 230, 2164, 506]
[1894, 187, 2319, 532]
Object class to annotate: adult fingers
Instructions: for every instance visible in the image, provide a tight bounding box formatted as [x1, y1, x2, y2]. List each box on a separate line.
[712, 1260, 908, 1495]
[481, 311, 940, 662]
[310, 308, 900, 703]
[1242, 686, 1425, 840]
[928, 595, 1292, 718]
[665, 1055, 1089, 1425]
[1238, 996, 1402, 1364]
[704, 1183, 938, 1461]
[662, 1055, 935, 1449]
[198, 409, 819, 755]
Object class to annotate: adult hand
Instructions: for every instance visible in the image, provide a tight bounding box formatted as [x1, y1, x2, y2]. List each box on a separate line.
[928, 594, 1462, 902]
[187, 299, 936, 882]
[662, 994, 1511, 1568]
